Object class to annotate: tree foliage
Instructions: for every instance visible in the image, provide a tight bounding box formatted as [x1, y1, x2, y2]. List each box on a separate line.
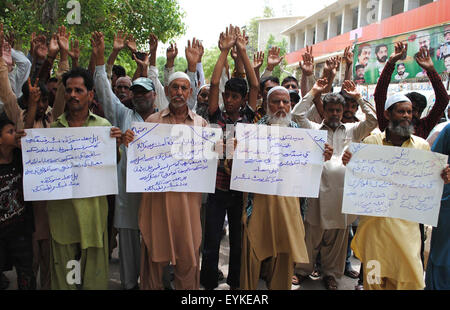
[0, 0, 186, 71]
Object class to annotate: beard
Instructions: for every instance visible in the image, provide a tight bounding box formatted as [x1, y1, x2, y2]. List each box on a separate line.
[377, 55, 387, 63]
[266, 109, 291, 127]
[195, 102, 209, 119]
[133, 98, 153, 113]
[388, 120, 414, 137]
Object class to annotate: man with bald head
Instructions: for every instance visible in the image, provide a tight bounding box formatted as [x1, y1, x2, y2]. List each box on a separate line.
[240, 86, 333, 290]
[130, 71, 208, 290]
[93, 31, 158, 290]
[344, 94, 450, 290]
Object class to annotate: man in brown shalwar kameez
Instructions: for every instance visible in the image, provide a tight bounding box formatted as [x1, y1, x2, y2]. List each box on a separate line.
[138, 68, 207, 290]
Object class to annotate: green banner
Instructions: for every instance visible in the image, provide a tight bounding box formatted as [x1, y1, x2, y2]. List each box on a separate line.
[353, 24, 450, 85]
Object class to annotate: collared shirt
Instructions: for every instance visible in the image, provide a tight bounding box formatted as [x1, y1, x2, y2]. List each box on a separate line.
[46, 111, 111, 248]
[291, 92, 378, 229]
[210, 105, 254, 191]
[374, 60, 449, 139]
[352, 131, 429, 287]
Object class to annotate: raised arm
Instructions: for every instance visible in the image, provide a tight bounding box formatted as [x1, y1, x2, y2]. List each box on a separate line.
[342, 80, 378, 140]
[261, 46, 282, 79]
[185, 38, 201, 110]
[235, 27, 259, 112]
[0, 24, 22, 126]
[92, 31, 129, 125]
[253, 51, 264, 84]
[374, 41, 407, 131]
[69, 38, 80, 69]
[209, 25, 236, 116]
[415, 46, 450, 134]
[37, 33, 59, 84]
[300, 46, 315, 97]
[24, 78, 40, 129]
[343, 46, 353, 82]
[107, 31, 127, 71]
[322, 56, 341, 93]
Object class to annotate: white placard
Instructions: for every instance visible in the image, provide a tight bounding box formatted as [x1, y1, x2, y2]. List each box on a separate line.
[342, 143, 448, 226]
[126, 122, 222, 193]
[22, 127, 118, 201]
[230, 123, 327, 197]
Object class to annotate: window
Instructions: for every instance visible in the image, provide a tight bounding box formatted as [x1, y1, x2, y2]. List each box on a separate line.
[392, 0, 405, 16]
[352, 7, 359, 30]
[336, 14, 342, 35]
[419, 0, 433, 6]
[323, 21, 328, 40]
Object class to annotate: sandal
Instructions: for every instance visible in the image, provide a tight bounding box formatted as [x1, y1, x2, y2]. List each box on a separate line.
[292, 274, 309, 285]
[323, 275, 338, 290]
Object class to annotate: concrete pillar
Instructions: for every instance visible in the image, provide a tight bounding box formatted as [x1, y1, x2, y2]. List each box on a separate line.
[342, 5, 353, 34]
[328, 12, 337, 39]
[296, 31, 304, 50]
[305, 26, 314, 46]
[316, 20, 325, 43]
[358, 0, 369, 27]
[290, 34, 296, 53]
[378, 0, 392, 22]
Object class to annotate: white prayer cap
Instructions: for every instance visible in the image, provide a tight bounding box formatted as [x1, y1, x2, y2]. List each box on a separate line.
[267, 86, 289, 101]
[197, 84, 210, 94]
[168, 71, 191, 86]
[385, 93, 411, 111]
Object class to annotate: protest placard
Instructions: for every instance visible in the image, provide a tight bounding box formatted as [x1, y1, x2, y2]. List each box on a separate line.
[230, 123, 327, 197]
[126, 122, 222, 193]
[342, 143, 448, 226]
[21, 127, 118, 201]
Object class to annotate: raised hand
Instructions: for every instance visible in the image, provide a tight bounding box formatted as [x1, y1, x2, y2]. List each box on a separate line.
[198, 41, 204, 63]
[186, 37, 202, 71]
[126, 34, 137, 54]
[235, 27, 247, 51]
[57, 26, 70, 54]
[267, 46, 282, 70]
[132, 51, 150, 68]
[311, 77, 328, 96]
[253, 51, 264, 71]
[389, 41, 408, 64]
[148, 33, 158, 55]
[27, 77, 41, 106]
[69, 39, 80, 60]
[342, 80, 361, 100]
[90, 31, 105, 62]
[323, 56, 341, 76]
[343, 46, 353, 66]
[166, 43, 178, 62]
[415, 46, 434, 72]
[34, 34, 48, 60]
[48, 33, 59, 59]
[113, 30, 128, 52]
[300, 45, 314, 76]
[218, 25, 236, 52]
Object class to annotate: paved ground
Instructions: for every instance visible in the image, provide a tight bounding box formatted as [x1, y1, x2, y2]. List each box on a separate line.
[4, 230, 362, 290]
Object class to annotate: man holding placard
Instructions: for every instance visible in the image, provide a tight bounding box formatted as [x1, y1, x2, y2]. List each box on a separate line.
[239, 86, 333, 290]
[124, 56, 208, 289]
[343, 94, 450, 290]
[47, 67, 122, 289]
[291, 79, 377, 290]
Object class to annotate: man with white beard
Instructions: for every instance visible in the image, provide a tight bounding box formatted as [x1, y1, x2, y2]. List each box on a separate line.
[240, 86, 334, 290]
[291, 79, 377, 290]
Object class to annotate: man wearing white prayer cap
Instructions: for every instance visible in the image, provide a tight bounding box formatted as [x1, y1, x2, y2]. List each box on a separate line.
[240, 86, 333, 290]
[344, 91, 450, 290]
[134, 70, 208, 289]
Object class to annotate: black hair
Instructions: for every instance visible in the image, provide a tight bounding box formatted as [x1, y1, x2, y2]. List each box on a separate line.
[62, 67, 94, 91]
[282, 76, 298, 86]
[339, 89, 356, 103]
[47, 77, 58, 83]
[355, 64, 365, 71]
[112, 65, 126, 78]
[375, 44, 388, 54]
[323, 93, 345, 109]
[260, 76, 280, 93]
[405, 92, 427, 113]
[397, 63, 405, 69]
[225, 78, 248, 98]
[357, 44, 370, 56]
[0, 112, 15, 133]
